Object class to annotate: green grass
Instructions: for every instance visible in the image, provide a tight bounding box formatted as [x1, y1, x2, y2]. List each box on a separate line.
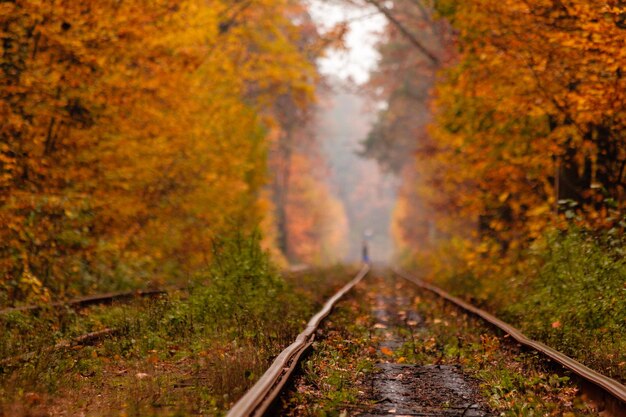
[417, 227, 626, 383]
[0, 233, 356, 416]
[504, 229, 626, 381]
[279, 289, 376, 417]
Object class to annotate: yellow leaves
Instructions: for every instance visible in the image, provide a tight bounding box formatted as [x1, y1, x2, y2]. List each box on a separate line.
[0, 2, 16, 14]
[412, 0, 626, 272]
[18, 262, 51, 303]
[527, 205, 550, 218]
[1, 0, 320, 301]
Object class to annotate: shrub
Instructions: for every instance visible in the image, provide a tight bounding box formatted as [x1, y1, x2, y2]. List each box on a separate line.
[506, 228, 626, 378]
[189, 231, 307, 345]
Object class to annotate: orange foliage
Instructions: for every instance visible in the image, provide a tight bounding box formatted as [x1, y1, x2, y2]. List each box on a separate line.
[383, 0, 626, 265]
[0, 0, 319, 303]
[284, 153, 348, 265]
[426, 0, 626, 247]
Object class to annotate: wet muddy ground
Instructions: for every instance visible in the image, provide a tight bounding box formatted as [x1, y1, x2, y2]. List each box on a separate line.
[362, 364, 489, 417]
[359, 276, 492, 417]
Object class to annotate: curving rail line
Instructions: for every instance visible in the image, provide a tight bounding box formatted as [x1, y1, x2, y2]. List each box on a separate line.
[0, 288, 171, 316]
[0, 288, 174, 366]
[1, 266, 306, 317]
[393, 268, 626, 417]
[227, 264, 370, 417]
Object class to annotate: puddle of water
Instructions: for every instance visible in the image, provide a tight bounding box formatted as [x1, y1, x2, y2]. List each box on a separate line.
[360, 364, 491, 417]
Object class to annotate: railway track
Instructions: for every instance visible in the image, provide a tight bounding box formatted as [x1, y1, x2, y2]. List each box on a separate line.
[227, 264, 371, 417]
[392, 268, 626, 417]
[0, 266, 308, 317]
[2, 266, 624, 415]
[0, 266, 366, 416]
[0, 267, 304, 367]
[0, 287, 177, 367]
[0, 288, 173, 316]
[228, 266, 626, 417]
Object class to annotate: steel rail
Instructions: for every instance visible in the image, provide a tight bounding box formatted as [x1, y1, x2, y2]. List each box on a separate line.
[393, 268, 626, 416]
[2, 266, 306, 316]
[0, 328, 120, 367]
[227, 264, 370, 417]
[0, 288, 172, 316]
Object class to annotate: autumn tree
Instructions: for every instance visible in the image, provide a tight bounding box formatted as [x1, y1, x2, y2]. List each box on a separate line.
[0, 0, 320, 305]
[428, 0, 626, 248]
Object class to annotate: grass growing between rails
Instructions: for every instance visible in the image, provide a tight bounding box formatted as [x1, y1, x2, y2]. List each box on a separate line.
[279, 285, 377, 416]
[0, 234, 356, 417]
[411, 227, 626, 383]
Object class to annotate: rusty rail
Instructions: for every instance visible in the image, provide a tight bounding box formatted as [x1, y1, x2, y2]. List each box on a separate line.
[2, 267, 306, 317]
[226, 264, 370, 417]
[0, 328, 120, 367]
[0, 288, 171, 316]
[393, 268, 626, 417]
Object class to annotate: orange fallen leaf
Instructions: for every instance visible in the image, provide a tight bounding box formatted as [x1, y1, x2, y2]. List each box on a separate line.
[551, 321, 561, 328]
[380, 347, 394, 356]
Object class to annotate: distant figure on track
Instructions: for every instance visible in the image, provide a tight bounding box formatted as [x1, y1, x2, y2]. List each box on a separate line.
[362, 240, 370, 264]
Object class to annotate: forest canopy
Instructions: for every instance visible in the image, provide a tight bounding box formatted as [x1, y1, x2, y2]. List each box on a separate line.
[0, 0, 347, 304]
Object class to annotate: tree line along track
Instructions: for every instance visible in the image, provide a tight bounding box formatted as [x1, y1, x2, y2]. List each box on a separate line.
[228, 266, 626, 417]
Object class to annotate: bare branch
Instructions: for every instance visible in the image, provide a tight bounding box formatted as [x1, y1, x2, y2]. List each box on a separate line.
[363, 0, 440, 66]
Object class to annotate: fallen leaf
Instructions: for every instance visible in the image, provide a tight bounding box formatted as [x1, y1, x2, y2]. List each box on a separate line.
[381, 347, 394, 356]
